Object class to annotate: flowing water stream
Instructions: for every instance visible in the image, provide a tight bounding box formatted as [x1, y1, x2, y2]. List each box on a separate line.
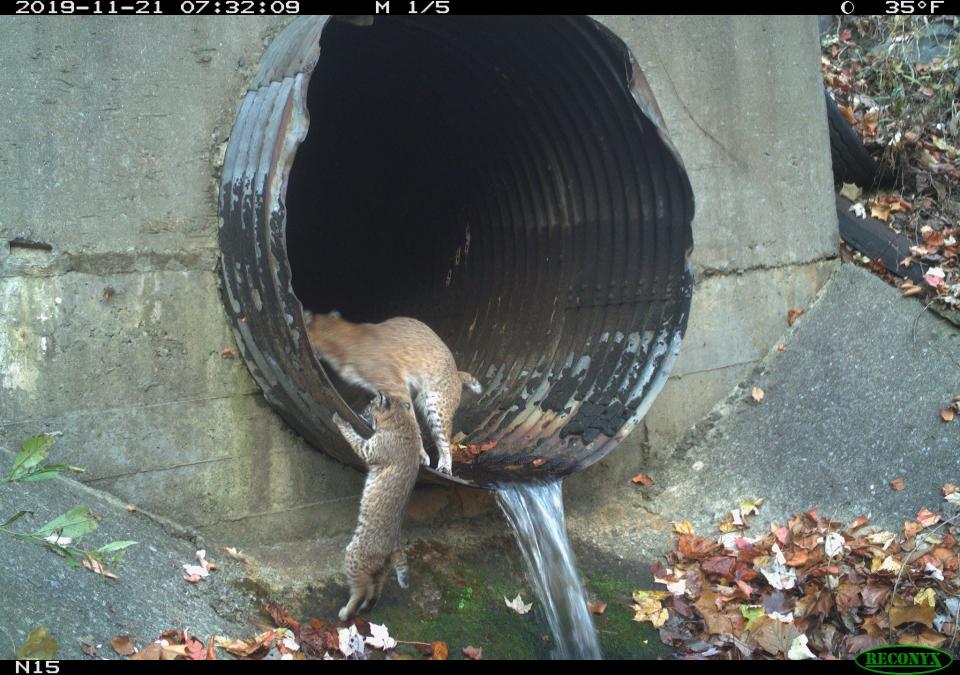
[495, 480, 602, 660]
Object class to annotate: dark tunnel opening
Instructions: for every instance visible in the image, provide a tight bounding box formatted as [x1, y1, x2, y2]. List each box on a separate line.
[221, 15, 694, 485]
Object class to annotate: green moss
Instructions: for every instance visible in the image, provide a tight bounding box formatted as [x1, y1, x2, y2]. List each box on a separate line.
[286, 537, 672, 660]
[582, 570, 671, 660]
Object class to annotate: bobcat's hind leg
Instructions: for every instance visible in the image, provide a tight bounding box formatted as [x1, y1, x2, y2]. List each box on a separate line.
[419, 392, 454, 475]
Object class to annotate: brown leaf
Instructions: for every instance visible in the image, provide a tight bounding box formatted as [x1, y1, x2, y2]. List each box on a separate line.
[82, 558, 117, 579]
[916, 508, 940, 528]
[848, 515, 870, 530]
[835, 583, 862, 612]
[889, 602, 934, 628]
[430, 641, 448, 660]
[943, 483, 959, 496]
[206, 637, 217, 660]
[701, 556, 738, 581]
[587, 600, 607, 615]
[839, 104, 856, 125]
[903, 521, 924, 538]
[940, 408, 955, 423]
[889, 478, 905, 491]
[752, 616, 801, 656]
[787, 308, 804, 326]
[677, 534, 718, 560]
[265, 600, 301, 633]
[631, 473, 654, 486]
[751, 387, 765, 403]
[462, 646, 482, 660]
[220, 348, 235, 359]
[183, 574, 201, 583]
[80, 642, 100, 659]
[130, 644, 163, 661]
[775, 343, 786, 352]
[898, 629, 947, 649]
[184, 636, 205, 661]
[110, 636, 136, 657]
[126, 503, 137, 512]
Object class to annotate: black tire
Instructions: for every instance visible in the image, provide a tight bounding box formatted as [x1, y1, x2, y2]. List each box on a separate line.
[825, 90, 883, 188]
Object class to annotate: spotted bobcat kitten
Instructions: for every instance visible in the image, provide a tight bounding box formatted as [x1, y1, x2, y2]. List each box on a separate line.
[305, 310, 482, 475]
[332, 392, 422, 621]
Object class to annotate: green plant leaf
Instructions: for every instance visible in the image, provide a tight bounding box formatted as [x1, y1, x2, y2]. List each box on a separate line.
[6, 434, 55, 481]
[1, 511, 31, 528]
[16, 627, 59, 660]
[96, 540, 137, 563]
[34, 507, 98, 542]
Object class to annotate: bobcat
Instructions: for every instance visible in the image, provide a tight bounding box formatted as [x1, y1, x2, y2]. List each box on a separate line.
[332, 391, 422, 621]
[304, 310, 482, 475]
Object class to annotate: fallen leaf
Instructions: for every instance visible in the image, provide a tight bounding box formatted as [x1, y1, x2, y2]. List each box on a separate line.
[462, 645, 482, 660]
[787, 634, 817, 660]
[849, 202, 867, 219]
[130, 644, 164, 661]
[430, 641, 448, 660]
[890, 478, 905, 491]
[220, 348, 235, 359]
[924, 267, 946, 287]
[787, 308, 805, 326]
[776, 343, 786, 352]
[672, 520, 695, 535]
[17, 627, 59, 660]
[840, 183, 862, 202]
[631, 590, 670, 628]
[940, 408, 955, 423]
[504, 593, 532, 615]
[587, 600, 607, 615]
[916, 508, 940, 528]
[110, 636, 136, 657]
[889, 602, 935, 628]
[365, 623, 396, 651]
[751, 387, 765, 403]
[631, 473, 654, 486]
[183, 573, 201, 583]
[82, 558, 118, 579]
[914, 588, 936, 607]
[530, 458, 545, 467]
[753, 616, 801, 656]
[870, 203, 892, 221]
[206, 637, 217, 660]
[824, 532, 844, 558]
[80, 641, 100, 659]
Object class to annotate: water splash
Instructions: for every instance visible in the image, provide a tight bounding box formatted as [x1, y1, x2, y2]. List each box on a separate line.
[496, 480, 602, 660]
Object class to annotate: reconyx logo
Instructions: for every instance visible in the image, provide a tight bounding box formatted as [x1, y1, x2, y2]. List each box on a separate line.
[855, 645, 953, 675]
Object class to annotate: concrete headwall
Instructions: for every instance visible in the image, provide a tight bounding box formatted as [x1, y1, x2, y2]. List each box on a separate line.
[0, 15, 837, 545]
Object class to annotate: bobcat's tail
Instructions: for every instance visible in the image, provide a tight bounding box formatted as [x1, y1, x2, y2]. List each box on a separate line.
[458, 372, 483, 395]
[391, 549, 410, 589]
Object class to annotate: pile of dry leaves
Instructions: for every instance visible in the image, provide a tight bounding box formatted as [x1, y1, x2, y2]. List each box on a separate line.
[95, 600, 479, 661]
[822, 17, 960, 309]
[632, 487, 960, 659]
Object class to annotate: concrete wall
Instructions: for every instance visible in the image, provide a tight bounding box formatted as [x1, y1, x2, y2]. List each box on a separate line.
[0, 15, 837, 545]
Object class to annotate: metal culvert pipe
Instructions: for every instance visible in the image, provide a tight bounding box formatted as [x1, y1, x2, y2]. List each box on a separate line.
[218, 16, 694, 489]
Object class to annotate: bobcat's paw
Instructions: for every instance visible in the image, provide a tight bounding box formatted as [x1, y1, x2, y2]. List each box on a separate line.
[338, 606, 351, 622]
[436, 460, 453, 475]
[419, 449, 430, 466]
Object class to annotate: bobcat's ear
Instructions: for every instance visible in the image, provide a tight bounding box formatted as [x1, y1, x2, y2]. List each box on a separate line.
[302, 309, 315, 325]
[329, 309, 342, 319]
